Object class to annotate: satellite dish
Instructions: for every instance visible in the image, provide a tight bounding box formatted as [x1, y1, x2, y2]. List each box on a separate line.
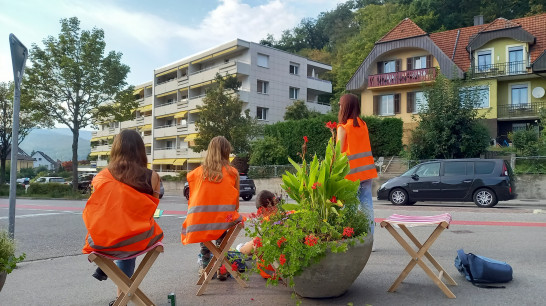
[532, 86, 545, 98]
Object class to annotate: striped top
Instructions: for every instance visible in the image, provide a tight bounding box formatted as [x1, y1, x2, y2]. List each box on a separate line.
[383, 213, 452, 228]
[89, 242, 163, 261]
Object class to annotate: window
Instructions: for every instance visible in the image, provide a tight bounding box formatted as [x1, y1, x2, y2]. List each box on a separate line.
[257, 80, 269, 94]
[415, 162, 440, 177]
[508, 46, 524, 74]
[38, 158, 42, 161]
[475, 161, 495, 175]
[510, 84, 528, 106]
[383, 60, 396, 73]
[257, 107, 268, 120]
[415, 91, 428, 112]
[289, 87, 299, 99]
[289, 63, 299, 75]
[443, 162, 466, 176]
[380, 95, 394, 116]
[257, 53, 269, 68]
[512, 123, 527, 132]
[477, 50, 492, 72]
[414, 56, 427, 69]
[166, 140, 173, 149]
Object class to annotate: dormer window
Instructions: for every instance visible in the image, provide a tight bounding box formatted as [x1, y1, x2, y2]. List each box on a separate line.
[477, 50, 492, 72]
[377, 59, 400, 74]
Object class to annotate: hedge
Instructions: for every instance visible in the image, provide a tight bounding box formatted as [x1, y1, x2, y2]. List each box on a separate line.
[261, 114, 403, 164]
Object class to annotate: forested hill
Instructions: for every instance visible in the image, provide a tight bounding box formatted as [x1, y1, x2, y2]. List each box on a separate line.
[260, 0, 545, 103]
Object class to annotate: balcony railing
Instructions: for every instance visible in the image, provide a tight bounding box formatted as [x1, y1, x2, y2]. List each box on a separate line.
[497, 101, 545, 119]
[368, 68, 436, 88]
[467, 60, 529, 79]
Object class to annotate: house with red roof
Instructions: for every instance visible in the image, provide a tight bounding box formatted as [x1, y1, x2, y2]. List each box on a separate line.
[346, 13, 546, 144]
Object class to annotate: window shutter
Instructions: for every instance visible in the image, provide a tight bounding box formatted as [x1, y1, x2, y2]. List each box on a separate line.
[406, 57, 413, 71]
[407, 92, 415, 113]
[377, 62, 383, 74]
[395, 59, 401, 72]
[373, 96, 379, 115]
[394, 94, 400, 114]
[426, 55, 433, 68]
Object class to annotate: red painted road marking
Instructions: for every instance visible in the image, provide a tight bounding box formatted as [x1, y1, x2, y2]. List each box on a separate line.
[375, 218, 546, 227]
[2, 205, 545, 227]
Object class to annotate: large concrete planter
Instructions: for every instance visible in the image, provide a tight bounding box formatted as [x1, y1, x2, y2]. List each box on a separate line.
[293, 234, 373, 298]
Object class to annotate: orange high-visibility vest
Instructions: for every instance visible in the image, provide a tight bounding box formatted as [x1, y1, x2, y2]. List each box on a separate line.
[82, 169, 163, 258]
[181, 165, 242, 245]
[339, 118, 378, 182]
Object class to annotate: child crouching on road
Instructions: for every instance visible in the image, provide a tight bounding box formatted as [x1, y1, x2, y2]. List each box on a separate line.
[237, 190, 279, 255]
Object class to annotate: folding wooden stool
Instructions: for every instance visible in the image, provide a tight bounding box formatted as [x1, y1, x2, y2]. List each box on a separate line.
[380, 213, 457, 298]
[88, 242, 164, 306]
[196, 222, 248, 296]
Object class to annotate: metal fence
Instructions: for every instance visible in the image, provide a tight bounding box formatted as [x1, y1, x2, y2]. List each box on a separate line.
[247, 156, 546, 179]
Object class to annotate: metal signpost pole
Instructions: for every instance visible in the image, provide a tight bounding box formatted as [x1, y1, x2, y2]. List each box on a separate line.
[8, 34, 28, 238]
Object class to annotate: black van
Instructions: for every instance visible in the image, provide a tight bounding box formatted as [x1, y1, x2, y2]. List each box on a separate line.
[377, 159, 516, 208]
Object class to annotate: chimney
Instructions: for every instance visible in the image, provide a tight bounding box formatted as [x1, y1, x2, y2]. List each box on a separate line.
[474, 15, 484, 26]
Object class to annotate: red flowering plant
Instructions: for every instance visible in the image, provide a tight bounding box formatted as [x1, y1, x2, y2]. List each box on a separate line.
[244, 121, 370, 289]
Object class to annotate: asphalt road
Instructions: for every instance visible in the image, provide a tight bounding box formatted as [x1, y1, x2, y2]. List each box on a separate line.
[0, 194, 545, 305]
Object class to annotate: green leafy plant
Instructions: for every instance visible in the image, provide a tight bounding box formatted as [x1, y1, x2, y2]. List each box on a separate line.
[0, 230, 26, 274]
[245, 121, 369, 289]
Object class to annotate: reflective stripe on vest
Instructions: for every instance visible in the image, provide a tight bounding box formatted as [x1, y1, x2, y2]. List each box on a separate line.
[339, 118, 378, 182]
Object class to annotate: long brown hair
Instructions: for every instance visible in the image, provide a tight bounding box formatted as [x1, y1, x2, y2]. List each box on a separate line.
[202, 136, 235, 183]
[338, 93, 361, 127]
[108, 129, 151, 192]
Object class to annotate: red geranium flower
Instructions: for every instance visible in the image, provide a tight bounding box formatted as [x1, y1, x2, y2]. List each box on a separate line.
[279, 254, 286, 266]
[277, 237, 287, 248]
[253, 237, 263, 248]
[311, 182, 321, 189]
[330, 196, 337, 203]
[219, 265, 227, 274]
[343, 227, 354, 237]
[304, 234, 318, 247]
[303, 136, 308, 143]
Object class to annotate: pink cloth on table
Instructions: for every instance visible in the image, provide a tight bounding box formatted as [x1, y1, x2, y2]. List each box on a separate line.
[384, 213, 452, 228]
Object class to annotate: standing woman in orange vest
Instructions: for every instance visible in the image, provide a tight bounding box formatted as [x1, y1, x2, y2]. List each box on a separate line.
[181, 136, 242, 277]
[337, 93, 378, 236]
[82, 130, 163, 296]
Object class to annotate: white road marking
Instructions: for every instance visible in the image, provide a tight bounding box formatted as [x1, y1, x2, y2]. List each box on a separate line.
[0, 212, 66, 219]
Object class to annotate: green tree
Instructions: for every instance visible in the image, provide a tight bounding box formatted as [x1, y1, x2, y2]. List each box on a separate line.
[284, 100, 321, 120]
[25, 17, 132, 191]
[0, 82, 50, 184]
[410, 74, 490, 159]
[249, 136, 288, 165]
[193, 74, 260, 155]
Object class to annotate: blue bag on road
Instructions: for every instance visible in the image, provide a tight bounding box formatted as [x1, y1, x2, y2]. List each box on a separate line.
[455, 249, 513, 288]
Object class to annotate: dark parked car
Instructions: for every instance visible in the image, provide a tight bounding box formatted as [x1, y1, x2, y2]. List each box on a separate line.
[184, 173, 256, 201]
[377, 159, 516, 208]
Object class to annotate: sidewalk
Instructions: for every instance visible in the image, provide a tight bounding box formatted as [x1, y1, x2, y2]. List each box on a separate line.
[2, 207, 545, 305]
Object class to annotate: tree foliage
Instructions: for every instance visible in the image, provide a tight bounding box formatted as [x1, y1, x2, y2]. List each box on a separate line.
[25, 17, 132, 190]
[193, 74, 260, 155]
[0, 82, 51, 184]
[249, 136, 288, 166]
[284, 100, 321, 121]
[409, 74, 490, 159]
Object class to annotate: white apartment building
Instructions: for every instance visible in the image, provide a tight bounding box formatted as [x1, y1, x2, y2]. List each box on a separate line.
[90, 39, 332, 175]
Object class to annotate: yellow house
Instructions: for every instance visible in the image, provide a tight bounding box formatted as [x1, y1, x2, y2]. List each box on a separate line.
[347, 14, 546, 144]
[6, 148, 35, 172]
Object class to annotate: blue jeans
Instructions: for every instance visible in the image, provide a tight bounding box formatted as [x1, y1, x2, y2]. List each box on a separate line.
[358, 179, 374, 235]
[115, 258, 136, 278]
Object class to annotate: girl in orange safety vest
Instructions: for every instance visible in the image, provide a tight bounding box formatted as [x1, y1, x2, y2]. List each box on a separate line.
[82, 130, 163, 298]
[181, 136, 243, 278]
[337, 93, 378, 236]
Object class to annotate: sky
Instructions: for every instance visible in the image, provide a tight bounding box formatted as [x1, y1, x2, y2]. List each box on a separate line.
[1, 0, 343, 86]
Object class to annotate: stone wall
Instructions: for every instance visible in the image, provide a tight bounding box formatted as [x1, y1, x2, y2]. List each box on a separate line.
[162, 174, 545, 199]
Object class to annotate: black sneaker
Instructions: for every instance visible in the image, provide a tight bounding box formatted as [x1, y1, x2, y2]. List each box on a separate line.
[92, 268, 108, 281]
